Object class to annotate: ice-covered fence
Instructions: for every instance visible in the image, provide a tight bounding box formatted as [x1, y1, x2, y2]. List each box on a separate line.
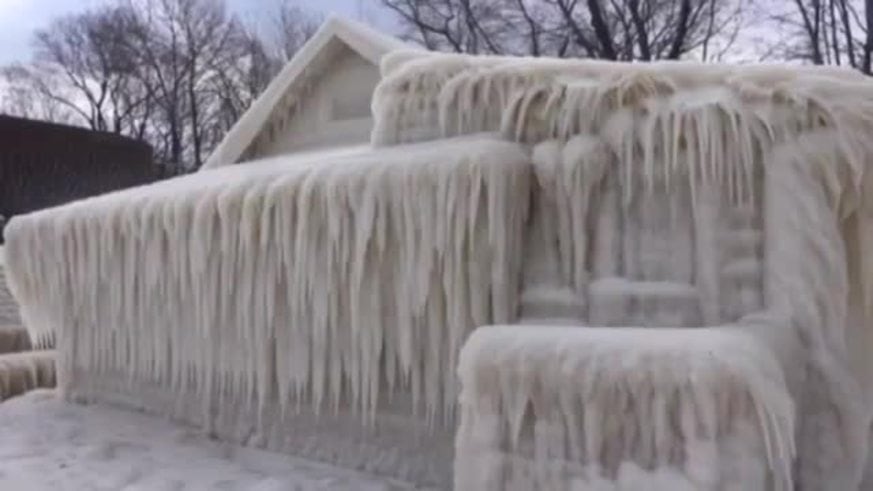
[4, 136, 530, 486]
[455, 325, 794, 491]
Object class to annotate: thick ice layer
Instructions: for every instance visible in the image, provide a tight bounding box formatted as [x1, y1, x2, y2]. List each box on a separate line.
[455, 325, 794, 491]
[4, 137, 530, 428]
[11, 46, 873, 489]
[372, 50, 873, 151]
[521, 135, 767, 328]
[762, 132, 873, 489]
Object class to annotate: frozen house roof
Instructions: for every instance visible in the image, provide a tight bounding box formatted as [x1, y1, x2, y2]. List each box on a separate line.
[202, 16, 411, 169]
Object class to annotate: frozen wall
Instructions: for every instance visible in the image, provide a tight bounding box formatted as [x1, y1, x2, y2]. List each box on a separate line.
[5, 136, 529, 487]
[369, 51, 873, 488]
[519, 135, 764, 328]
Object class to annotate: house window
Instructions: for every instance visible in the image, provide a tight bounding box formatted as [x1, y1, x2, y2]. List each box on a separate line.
[330, 94, 372, 121]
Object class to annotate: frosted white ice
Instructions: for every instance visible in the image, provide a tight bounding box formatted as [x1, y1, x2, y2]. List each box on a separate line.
[372, 50, 869, 149]
[370, 51, 873, 488]
[5, 137, 529, 429]
[9, 47, 873, 489]
[455, 325, 794, 490]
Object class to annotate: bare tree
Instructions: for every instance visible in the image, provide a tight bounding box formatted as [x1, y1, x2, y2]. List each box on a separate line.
[273, 1, 322, 62]
[1, 0, 320, 174]
[209, 26, 275, 135]
[770, 0, 873, 74]
[0, 5, 148, 133]
[176, 0, 245, 168]
[383, 0, 747, 60]
[119, 0, 282, 171]
[382, 0, 521, 54]
[0, 65, 79, 124]
[125, 0, 319, 171]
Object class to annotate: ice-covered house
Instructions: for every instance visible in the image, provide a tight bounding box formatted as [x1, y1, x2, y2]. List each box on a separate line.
[8, 15, 873, 491]
[204, 16, 409, 166]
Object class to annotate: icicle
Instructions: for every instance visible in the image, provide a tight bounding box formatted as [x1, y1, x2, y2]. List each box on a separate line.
[4, 136, 531, 436]
[8, 48, 873, 490]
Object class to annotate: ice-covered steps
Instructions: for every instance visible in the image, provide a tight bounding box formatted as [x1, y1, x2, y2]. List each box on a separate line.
[0, 247, 29, 355]
[0, 245, 53, 398]
[588, 278, 702, 327]
[0, 265, 21, 326]
[0, 325, 31, 354]
[0, 350, 56, 401]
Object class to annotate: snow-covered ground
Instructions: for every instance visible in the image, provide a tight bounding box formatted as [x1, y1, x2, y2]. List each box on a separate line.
[0, 390, 421, 491]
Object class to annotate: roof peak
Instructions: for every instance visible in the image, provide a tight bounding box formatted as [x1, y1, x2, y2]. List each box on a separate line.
[317, 15, 412, 65]
[202, 17, 412, 169]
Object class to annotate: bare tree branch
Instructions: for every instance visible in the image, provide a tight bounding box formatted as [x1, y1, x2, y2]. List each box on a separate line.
[384, 0, 749, 61]
[2, 0, 320, 173]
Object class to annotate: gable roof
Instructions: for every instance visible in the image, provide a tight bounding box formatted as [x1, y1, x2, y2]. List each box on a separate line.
[202, 16, 411, 169]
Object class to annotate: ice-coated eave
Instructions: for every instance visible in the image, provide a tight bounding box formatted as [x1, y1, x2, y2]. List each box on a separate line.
[371, 50, 873, 154]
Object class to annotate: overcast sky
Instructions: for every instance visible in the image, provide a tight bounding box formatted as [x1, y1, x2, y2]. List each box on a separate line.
[0, 0, 394, 65]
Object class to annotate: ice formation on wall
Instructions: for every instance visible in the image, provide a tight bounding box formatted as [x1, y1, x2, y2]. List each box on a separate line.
[8, 46, 873, 489]
[5, 137, 529, 427]
[371, 50, 868, 149]
[369, 51, 873, 488]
